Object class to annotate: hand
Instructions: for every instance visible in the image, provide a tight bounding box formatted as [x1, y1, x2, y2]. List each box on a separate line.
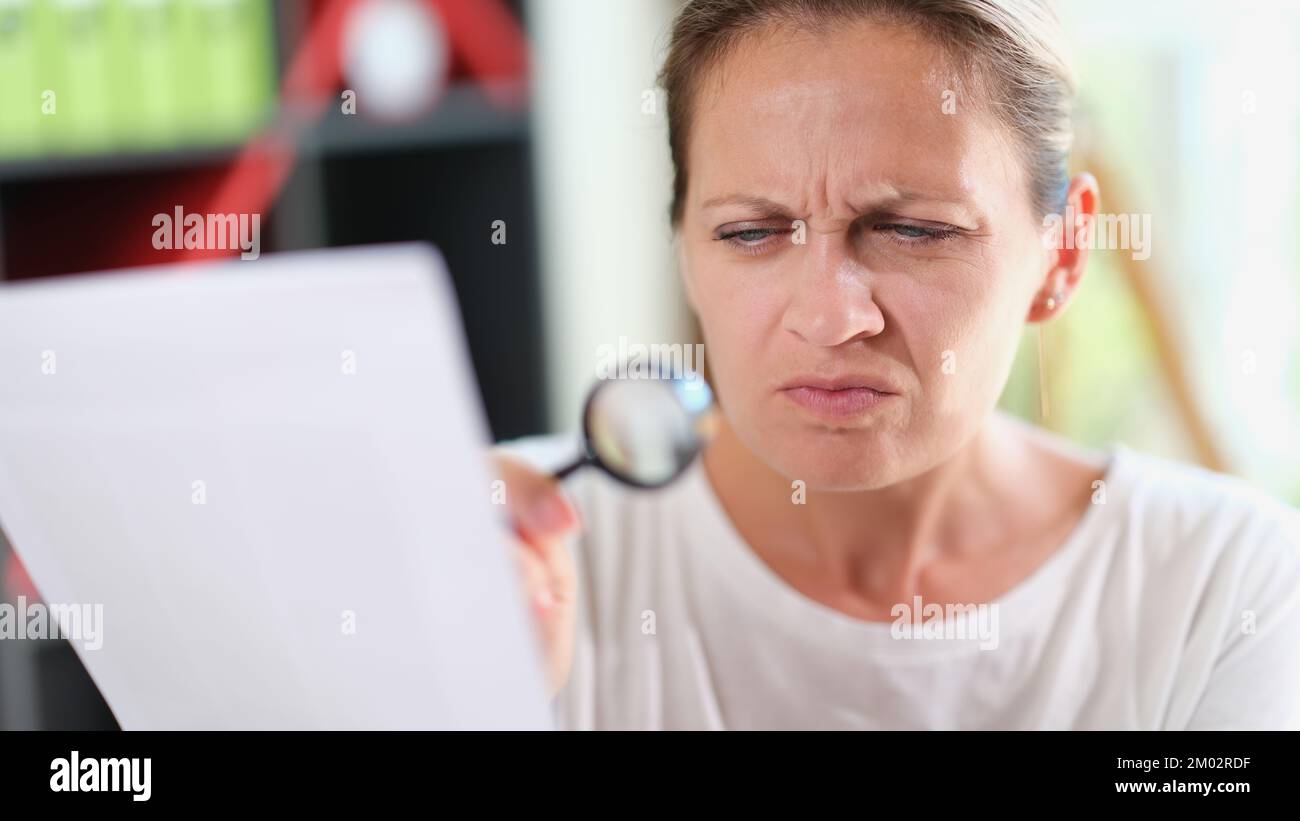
[491, 451, 580, 698]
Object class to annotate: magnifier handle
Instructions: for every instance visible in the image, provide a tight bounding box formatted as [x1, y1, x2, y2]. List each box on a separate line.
[551, 455, 588, 480]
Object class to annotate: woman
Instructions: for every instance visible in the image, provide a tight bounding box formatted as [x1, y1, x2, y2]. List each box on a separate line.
[496, 0, 1300, 729]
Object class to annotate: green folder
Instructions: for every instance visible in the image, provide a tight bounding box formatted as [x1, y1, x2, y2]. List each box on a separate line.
[36, 0, 116, 154]
[0, 0, 43, 157]
[104, 0, 187, 149]
[8, 0, 278, 158]
[192, 0, 276, 144]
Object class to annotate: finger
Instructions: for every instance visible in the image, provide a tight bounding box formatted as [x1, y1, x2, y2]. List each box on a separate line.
[515, 542, 558, 611]
[492, 453, 579, 541]
[528, 534, 574, 605]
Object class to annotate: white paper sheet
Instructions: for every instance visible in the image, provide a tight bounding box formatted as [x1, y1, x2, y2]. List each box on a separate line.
[0, 244, 551, 729]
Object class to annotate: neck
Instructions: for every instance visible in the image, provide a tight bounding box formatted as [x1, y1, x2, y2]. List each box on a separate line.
[702, 414, 1034, 602]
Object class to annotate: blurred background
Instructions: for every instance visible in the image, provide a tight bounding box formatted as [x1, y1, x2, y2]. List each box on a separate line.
[0, 0, 1297, 728]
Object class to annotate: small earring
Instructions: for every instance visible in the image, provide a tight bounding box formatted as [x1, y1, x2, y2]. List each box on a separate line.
[1037, 319, 1050, 420]
[1037, 290, 1063, 421]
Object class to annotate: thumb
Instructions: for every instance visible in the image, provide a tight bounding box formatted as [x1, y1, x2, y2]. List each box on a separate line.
[493, 453, 579, 539]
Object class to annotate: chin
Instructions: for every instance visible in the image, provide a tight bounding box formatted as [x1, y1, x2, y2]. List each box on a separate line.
[752, 421, 911, 492]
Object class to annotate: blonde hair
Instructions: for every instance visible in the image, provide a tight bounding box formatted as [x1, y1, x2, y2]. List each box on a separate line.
[658, 0, 1077, 223]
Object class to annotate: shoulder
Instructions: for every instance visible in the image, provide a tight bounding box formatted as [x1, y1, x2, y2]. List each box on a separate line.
[1106, 446, 1300, 633]
[1005, 415, 1300, 589]
[1107, 448, 1300, 728]
[1111, 446, 1300, 562]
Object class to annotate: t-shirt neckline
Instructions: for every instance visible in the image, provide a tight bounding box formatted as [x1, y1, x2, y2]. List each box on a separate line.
[676, 441, 1133, 655]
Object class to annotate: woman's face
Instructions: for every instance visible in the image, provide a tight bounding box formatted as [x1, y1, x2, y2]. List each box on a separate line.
[679, 20, 1056, 491]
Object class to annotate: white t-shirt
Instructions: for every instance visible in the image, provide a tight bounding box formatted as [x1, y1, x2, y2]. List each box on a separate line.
[500, 433, 1300, 730]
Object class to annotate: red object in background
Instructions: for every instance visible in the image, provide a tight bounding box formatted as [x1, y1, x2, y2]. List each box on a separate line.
[5, 0, 530, 279]
[432, 0, 529, 103]
[170, 0, 361, 264]
[174, 0, 531, 265]
[5, 550, 39, 602]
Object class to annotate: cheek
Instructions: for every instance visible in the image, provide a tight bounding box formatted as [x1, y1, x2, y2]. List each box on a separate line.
[696, 293, 780, 418]
[687, 250, 785, 368]
[899, 258, 1031, 415]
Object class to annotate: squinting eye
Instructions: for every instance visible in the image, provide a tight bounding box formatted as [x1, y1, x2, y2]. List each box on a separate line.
[889, 225, 929, 238]
[874, 223, 960, 245]
[716, 226, 792, 254]
[719, 227, 787, 243]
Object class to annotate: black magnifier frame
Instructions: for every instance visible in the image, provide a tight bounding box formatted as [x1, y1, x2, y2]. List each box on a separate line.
[550, 377, 707, 490]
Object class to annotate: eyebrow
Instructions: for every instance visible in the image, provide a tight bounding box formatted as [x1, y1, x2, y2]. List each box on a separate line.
[700, 191, 983, 224]
[699, 194, 794, 214]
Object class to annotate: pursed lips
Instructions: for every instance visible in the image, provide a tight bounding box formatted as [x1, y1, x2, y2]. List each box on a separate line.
[778, 374, 900, 420]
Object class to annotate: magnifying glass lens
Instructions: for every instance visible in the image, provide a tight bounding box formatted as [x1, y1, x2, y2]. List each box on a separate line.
[556, 376, 714, 489]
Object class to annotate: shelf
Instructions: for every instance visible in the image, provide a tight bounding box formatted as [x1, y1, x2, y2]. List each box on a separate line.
[0, 84, 529, 185]
[0, 144, 244, 185]
[303, 82, 529, 158]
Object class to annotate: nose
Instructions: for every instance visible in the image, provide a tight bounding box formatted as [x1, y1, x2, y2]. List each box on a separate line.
[781, 234, 886, 347]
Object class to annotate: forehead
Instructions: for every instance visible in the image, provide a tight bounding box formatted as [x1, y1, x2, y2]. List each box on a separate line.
[688, 19, 1020, 211]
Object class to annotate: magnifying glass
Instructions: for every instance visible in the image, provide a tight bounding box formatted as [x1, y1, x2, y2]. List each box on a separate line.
[551, 375, 716, 489]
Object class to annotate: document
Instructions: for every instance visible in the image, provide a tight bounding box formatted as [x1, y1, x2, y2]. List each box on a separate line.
[0, 244, 551, 729]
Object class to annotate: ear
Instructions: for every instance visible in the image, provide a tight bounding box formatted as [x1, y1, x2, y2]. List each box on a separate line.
[1027, 172, 1100, 323]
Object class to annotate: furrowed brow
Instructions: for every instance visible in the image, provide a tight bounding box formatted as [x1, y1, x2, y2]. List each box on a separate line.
[699, 194, 796, 217]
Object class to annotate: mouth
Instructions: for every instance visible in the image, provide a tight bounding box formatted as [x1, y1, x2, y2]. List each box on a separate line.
[778, 375, 899, 421]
